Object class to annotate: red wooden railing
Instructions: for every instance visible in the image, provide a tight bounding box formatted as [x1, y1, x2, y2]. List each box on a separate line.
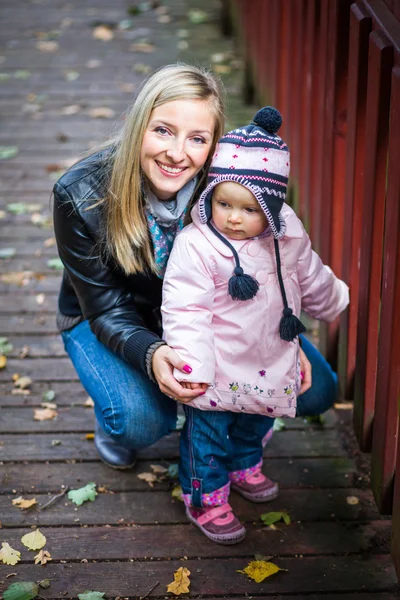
[226, 0, 400, 579]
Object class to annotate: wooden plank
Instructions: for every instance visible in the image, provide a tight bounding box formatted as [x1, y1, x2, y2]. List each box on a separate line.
[1, 521, 391, 558]
[370, 66, 400, 515]
[0, 357, 76, 379]
[0, 556, 396, 597]
[0, 293, 58, 312]
[353, 30, 393, 451]
[0, 380, 86, 405]
[3, 335, 66, 359]
[338, 3, 371, 399]
[0, 277, 62, 294]
[0, 456, 356, 493]
[0, 429, 348, 460]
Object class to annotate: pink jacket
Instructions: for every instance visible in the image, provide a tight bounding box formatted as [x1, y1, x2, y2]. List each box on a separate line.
[162, 204, 349, 418]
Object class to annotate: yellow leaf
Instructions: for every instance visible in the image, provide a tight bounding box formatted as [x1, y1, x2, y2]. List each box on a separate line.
[85, 433, 95, 440]
[171, 485, 183, 502]
[14, 376, 32, 389]
[0, 542, 21, 565]
[137, 472, 157, 487]
[237, 560, 287, 583]
[34, 548, 52, 565]
[166, 566, 191, 595]
[21, 529, 47, 550]
[34, 408, 57, 421]
[150, 464, 168, 474]
[12, 496, 37, 509]
[0, 355, 7, 369]
[93, 25, 113, 41]
[40, 402, 57, 410]
[346, 495, 360, 505]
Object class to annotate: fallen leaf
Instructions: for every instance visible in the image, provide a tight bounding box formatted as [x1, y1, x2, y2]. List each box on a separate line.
[131, 42, 155, 53]
[14, 70, 31, 79]
[34, 408, 58, 421]
[150, 464, 168, 475]
[188, 9, 207, 23]
[88, 107, 116, 119]
[85, 397, 94, 407]
[0, 73, 11, 82]
[21, 529, 47, 550]
[175, 414, 185, 430]
[93, 25, 114, 41]
[238, 560, 287, 583]
[133, 62, 152, 74]
[166, 566, 191, 595]
[36, 40, 59, 52]
[0, 209, 6, 219]
[334, 402, 353, 410]
[78, 592, 105, 600]
[43, 237, 56, 248]
[0, 271, 36, 286]
[3, 581, 39, 600]
[40, 402, 57, 409]
[42, 390, 56, 402]
[305, 414, 325, 426]
[64, 70, 80, 81]
[260, 511, 291, 526]
[34, 549, 52, 565]
[47, 258, 63, 270]
[158, 14, 171, 23]
[68, 482, 97, 506]
[346, 495, 359, 505]
[0, 355, 7, 369]
[14, 376, 32, 389]
[213, 64, 231, 75]
[60, 104, 81, 115]
[0, 542, 21, 565]
[85, 433, 94, 440]
[273, 417, 286, 431]
[167, 463, 179, 479]
[38, 579, 51, 589]
[51, 439, 61, 446]
[137, 472, 158, 487]
[0, 248, 16, 259]
[0, 146, 18, 160]
[35, 293, 45, 305]
[12, 496, 37, 509]
[171, 485, 183, 501]
[86, 59, 102, 68]
[0, 337, 13, 355]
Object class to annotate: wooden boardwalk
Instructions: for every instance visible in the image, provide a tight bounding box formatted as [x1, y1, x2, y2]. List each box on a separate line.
[0, 0, 398, 597]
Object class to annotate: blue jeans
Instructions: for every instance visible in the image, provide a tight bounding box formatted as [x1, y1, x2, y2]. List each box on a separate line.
[61, 321, 337, 452]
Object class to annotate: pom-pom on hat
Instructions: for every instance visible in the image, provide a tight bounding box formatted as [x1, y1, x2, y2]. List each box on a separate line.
[199, 106, 290, 237]
[199, 106, 306, 342]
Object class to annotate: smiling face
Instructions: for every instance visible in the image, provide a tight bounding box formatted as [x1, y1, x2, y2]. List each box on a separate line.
[140, 99, 215, 201]
[211, 181, 268, 240]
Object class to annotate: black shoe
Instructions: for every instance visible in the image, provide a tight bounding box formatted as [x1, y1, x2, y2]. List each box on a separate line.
[94, 421, 136, 470]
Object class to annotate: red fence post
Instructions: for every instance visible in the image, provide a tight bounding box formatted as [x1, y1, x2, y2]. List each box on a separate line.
[353, 30, 393, 451]
[370, 65, 400, 515]
[338, 4, 372, 399]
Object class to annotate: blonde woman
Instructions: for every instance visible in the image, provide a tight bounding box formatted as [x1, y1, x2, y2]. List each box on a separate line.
[53, 64, 336, 470]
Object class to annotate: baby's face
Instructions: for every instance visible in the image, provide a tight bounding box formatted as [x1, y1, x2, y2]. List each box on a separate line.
[211, 181, 267, 240]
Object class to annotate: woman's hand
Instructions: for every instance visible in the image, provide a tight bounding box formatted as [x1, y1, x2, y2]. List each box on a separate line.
[299, 345, 312, 395]
[152, 345, 207, 402]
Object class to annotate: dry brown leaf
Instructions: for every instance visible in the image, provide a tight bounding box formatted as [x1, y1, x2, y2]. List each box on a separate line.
[60, 104, 81, 116]
[36, 40, 59, 52]
[334, 402, 353, 410]
[85, 397, 95, 407]
[93, 25, 114, 41]
[88, 107, 116, 119]
[12, 388, 31, 395]
[131, 42, 155, 53]
[34, 408, 57, 421]
[150, 464, 168, 474]
[0, 355, 7, 369]
[43, 237, 56, 248]
[14, 376, 32, 389]
[346, 495, 360, 505]
[137, 472, 157, 487]
[40, 402, 57, 409]
[12, 496, 37, 509]
[34, 548, 52, 565]
[18, 345, 30, 359]
[0, 271, 35, 286]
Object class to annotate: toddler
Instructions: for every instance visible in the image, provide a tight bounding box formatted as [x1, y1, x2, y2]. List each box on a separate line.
[161, 107, 349, 544]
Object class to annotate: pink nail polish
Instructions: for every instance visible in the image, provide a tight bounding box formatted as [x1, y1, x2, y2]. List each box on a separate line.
[183, 365, 192, 374]
[199, 391, 206, 396]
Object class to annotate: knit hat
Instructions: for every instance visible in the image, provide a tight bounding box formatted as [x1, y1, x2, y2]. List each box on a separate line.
[198, 106, 306, 342]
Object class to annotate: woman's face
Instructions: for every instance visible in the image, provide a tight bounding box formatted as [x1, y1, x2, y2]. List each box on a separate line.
[140, 98, 215, 200]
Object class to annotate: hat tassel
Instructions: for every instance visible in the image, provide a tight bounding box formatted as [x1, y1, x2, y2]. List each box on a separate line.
[228, 265, 259, 301]
[274, 239, 306, 341]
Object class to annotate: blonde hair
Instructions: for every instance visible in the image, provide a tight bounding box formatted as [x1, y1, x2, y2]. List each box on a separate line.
[104, 63, 225, 274]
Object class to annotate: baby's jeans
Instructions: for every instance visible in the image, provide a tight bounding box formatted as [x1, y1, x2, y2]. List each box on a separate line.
[180, 406, 273, 508]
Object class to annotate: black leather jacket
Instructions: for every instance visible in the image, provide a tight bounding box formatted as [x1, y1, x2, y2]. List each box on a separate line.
[53, 150, 165, 375]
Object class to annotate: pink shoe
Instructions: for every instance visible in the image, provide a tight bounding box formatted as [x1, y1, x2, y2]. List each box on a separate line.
[231, 467, 279, 503]
[185, 503, 246, 545]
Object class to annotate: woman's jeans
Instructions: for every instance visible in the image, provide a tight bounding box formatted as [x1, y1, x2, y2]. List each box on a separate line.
[61, 320, 337, 457]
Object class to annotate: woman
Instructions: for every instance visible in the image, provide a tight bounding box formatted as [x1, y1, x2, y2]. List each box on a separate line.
[53, 64, 337, 470]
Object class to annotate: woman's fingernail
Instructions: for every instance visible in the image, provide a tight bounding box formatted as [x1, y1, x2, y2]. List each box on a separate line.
[300, 371, 305, 380]
[183, 365, 192, 374]
[199, 391, 206, 395]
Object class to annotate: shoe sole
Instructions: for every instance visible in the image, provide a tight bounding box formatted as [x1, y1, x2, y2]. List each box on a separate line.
[186, 507, 246, 545]
[232, 484, 279, 503]
[98, 457, 137, 470]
